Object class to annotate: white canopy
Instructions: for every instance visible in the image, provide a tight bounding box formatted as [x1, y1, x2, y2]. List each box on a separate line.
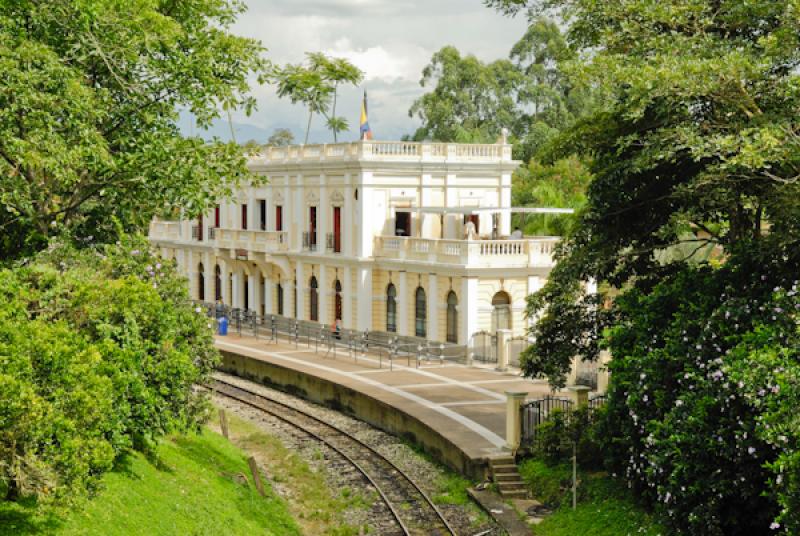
[409, 206, 575, 215]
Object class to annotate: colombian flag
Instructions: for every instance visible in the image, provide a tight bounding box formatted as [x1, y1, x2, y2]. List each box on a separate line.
[359, 90, 373, 140]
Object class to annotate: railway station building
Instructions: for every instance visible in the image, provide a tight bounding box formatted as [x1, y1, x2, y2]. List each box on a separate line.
[148, 140, 561, 354]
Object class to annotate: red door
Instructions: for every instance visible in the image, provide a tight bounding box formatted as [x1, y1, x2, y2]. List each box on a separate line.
[333, 207, 341, 253]
[214, 206, 220, 227]
[309, 207, 317, 247]
[275, 206, 283, 231]
[241, 204, 248, 230]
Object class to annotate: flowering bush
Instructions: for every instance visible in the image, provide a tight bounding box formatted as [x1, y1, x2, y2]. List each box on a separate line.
[601, 247, 800, 535]
[0, 235, 218, 506]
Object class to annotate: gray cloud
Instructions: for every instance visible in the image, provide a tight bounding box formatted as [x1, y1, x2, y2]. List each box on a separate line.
[187, 0, 527, 143]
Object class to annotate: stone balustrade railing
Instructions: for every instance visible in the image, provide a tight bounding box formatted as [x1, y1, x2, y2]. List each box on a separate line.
[251, 141, 513, 166]
[374, 235, 558, 268]
[215, 229, 288, 252]
[149, 220, 181, 240]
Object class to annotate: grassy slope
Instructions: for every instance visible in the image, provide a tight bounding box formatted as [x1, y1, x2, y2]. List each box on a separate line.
[519, 459, 666, 536]
[0, 430, 300, 536]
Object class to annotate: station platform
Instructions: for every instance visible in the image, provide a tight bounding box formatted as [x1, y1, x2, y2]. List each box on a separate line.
[214, 333, 560, 478]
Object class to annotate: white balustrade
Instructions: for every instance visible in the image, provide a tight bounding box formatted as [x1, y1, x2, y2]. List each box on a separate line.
[373, 236, 557, 268]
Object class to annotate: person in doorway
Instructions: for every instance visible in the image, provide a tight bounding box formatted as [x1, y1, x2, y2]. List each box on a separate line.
[510, 226, 523, 239]
[464, 219, 477, 240]
[334, 318, 342, 340]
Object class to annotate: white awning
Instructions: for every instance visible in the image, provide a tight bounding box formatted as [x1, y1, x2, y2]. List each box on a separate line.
[408, 206, 575, 215]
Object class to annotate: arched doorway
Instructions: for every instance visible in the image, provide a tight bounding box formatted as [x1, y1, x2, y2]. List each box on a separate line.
[198, 263, 205, 301]
[309, 276, 318, 321]
[277, 282, 284, 315]
[446, 291, 458, 343]
[415, 286, 426, 338]
[386, 283, 397, 332]
[334, 279, 343, 324]
[214, 265, 222, 301]
[491, 291, 512, 331]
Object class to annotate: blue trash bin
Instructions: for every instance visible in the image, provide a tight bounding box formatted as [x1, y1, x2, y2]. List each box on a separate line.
[218, 316, 228, 336]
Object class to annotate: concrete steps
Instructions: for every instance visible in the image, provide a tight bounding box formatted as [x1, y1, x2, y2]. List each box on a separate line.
[489, 456, 528, 499]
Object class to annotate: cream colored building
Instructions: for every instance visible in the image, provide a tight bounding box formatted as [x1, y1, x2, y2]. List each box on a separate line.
[148, 140, 559, 347]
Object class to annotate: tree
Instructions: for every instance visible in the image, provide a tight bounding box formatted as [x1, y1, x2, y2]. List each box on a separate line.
[266, 128, 295, 147]
[408, 46, 527, 143]
[1, 234, 218, 506]
[271, 53, 363, 144]
[0, 0, 267, 260]
[487, 0, 800, 533]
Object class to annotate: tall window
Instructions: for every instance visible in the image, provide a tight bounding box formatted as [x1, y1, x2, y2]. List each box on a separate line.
[275, 205, 283, 231]
[309, 276, 319, 321]
[491, 291, 512, 331]
[214, 206, 220, 227]
[259, 200, 267, 230]
[333, 206, 342, 253]
[214, 265, 222, 301]
[277, 283, 284, 315]
[196, 214, 204, 241]
[446, 291, 458, 343]
[415, 286, 426, 338]
[241, 204, 248, 230]
[244, 277, 249, 311]
[309, 206, 317, 248]
[386, 283, 397, 332]
[334, 280, 342, 322]
[198, 263, 205, 301]
[395, 211, 411, 236]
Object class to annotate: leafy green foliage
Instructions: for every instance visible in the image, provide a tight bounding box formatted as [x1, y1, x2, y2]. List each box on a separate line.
[0, 0, 267, 259]
[0, 235, 217, 507]
[598, 249, 800, 535]
[512, 155, 590, 235]
[270, 53, 363, 143]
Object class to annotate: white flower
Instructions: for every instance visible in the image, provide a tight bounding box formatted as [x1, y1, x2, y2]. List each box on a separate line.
[770, 522, 780, 530]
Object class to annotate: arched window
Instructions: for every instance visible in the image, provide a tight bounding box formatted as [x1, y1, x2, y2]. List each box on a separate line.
[386, 283, 397, 332]
[491, 291, 512, 332]
[309, 276, 319, 321]
[415, 286, 426, 338]
[277, 283, 284, 316]
[244, 275, 250, 311]
[334, 279, 343, 323]
[198, 263, 205, 301]
[214, 265, 222, 301]
[446, 291, 458, 343]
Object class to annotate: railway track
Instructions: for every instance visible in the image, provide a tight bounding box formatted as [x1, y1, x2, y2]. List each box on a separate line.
[208, 376, 458, 536]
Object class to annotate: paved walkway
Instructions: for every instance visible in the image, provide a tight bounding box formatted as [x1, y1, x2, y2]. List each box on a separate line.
[215, 333, 559, 460]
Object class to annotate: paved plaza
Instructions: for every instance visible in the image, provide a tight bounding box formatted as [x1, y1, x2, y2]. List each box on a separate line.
[215, 333, 559, 461]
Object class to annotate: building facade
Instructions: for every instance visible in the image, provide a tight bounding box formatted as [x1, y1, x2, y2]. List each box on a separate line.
[148, 140, 558, 346]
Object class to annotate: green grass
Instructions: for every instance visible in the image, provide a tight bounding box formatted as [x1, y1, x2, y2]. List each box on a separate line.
[0, 430, 300, 536]
[519, 458, 666, 536]
[208, 408, 364, 536]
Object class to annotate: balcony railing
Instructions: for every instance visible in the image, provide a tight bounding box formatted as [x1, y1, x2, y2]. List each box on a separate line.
[208, 226, 217, 240]
[250, 140, 514, 167]
[302, 231, 318, 252]
[191, 225, 203, 241]
[374, 235, 558, 268]
[326, 232, 342, 253]
[214, 228, 288, 253]
[149, 221, 181, 241]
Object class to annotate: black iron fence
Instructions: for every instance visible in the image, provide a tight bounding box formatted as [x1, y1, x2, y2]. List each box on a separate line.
[196, 302, 469, 368]
[520, 394, 608, 446]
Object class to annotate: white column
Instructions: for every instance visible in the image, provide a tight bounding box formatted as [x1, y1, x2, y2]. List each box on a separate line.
[343, 174, 353, 256]
[357, 172, 373, 257]
[427, 273, 438, 341]
[295, 261, 305, 320]
[285, 278, 294, 318]
[219, 260, 230, 305]
[204, 253, 214, 301]
[232, 270, 242, 309]
[247, 193, 257, 231]
[247, 272, 258, 313]
[500, 172, 512, 236]
[263, 275, 273, 316]
[342, 266, 353, 329]
[318, 265, 329, 325]
[356, 266, 373, 331]
[318, 175, 328, 252]
[397, 271, 409, 336]
[294, 175, 304, 250]
[461, 277, 479, 356]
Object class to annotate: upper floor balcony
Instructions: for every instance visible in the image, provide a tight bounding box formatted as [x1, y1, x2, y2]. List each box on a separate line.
[249, 140, 514, 168]
[373, 235, 559, 269]
[214, 228, 288, 253]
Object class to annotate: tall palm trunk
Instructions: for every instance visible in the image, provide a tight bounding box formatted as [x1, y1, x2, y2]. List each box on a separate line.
[331, 82, 339, 142]
[304, 108, 312, 145]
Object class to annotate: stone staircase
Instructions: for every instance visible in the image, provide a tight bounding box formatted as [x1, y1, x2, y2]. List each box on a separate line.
[489, 456, 528, 499]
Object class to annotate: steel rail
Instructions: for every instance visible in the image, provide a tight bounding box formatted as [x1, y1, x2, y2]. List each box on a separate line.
[207, 377, 457, 536]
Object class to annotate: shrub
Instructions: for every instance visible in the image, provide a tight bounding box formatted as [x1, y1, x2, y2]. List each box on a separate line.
[0, 235, 218, 506]
[601, 246, 800, 535]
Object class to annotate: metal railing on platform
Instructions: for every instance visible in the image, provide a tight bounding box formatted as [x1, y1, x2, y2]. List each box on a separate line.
[195, 302, 469, 370]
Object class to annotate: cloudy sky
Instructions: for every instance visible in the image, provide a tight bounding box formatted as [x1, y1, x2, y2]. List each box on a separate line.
[183, 0, 528, 144]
